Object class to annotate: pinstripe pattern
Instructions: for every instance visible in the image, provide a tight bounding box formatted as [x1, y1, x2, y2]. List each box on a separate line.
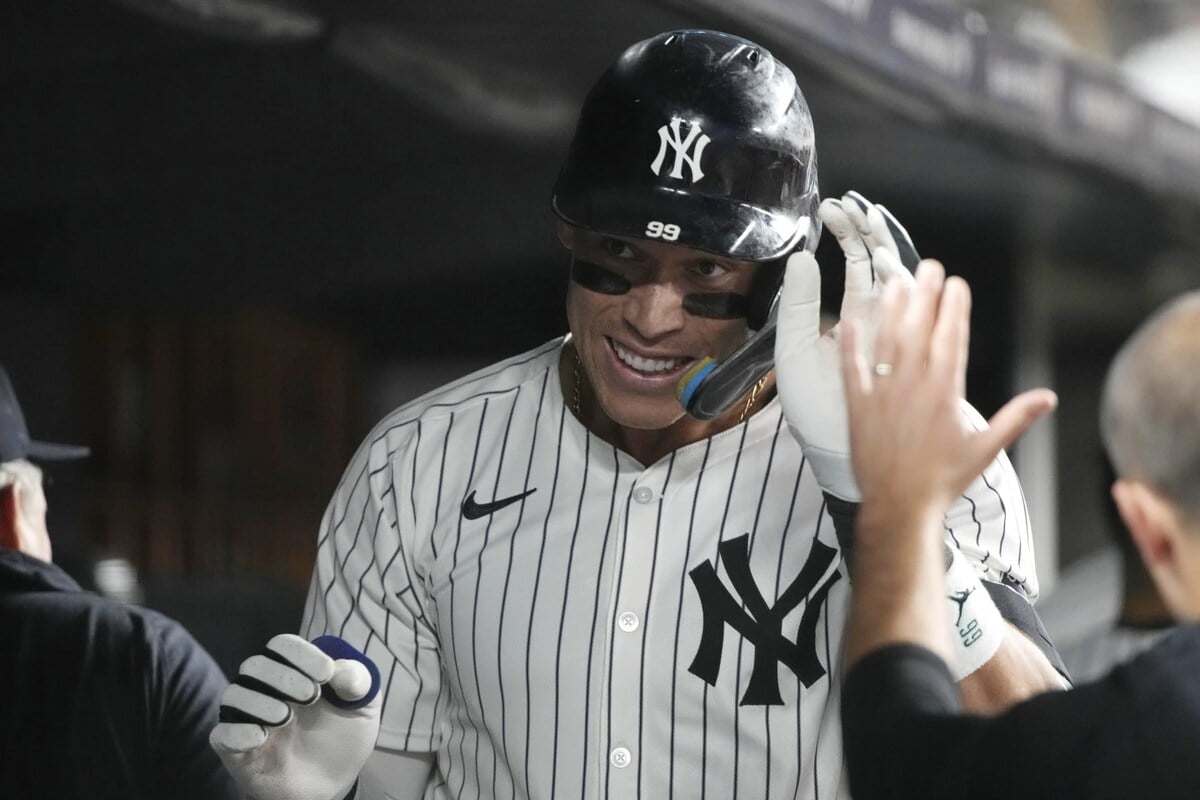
[668, 438, 711, 798]
[952, 400, 1037, 596]
[302, 337, 1038, 799]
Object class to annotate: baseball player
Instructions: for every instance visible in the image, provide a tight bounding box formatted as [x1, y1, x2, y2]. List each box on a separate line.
[211, 30, 1065, 800]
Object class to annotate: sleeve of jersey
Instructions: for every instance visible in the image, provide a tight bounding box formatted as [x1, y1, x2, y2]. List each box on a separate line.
[945, 400, 1038, 601]
[945, 401, 1070, 676]
[301, 425, 445, 754]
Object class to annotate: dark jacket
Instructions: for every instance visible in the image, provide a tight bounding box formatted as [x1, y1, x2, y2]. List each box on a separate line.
[842, 627, 1200, 800]
[0, 548, 241, 799]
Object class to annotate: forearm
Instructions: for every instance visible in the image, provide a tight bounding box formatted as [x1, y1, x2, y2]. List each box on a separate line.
[959, 622, 1067, 713]
[844, 501, 950, 668]
[846, 501, 1064, 707]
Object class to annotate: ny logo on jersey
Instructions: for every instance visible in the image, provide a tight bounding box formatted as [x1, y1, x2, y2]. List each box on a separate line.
[650, 118, 710, 183]
[688, 534, 842, 706]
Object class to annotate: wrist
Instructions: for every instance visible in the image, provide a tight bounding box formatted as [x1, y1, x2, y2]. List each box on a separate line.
[943, 548, 1006, 680]
[845, 500, 950, 667]
[856, 500, 943, 545]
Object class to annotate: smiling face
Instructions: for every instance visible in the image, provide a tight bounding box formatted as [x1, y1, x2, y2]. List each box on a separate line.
[560, 223, 760, 432]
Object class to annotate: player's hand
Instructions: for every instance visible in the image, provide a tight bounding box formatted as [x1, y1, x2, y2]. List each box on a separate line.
[775, 191, 917, 500]
[839, 260, 1057, 515]
[209, 634, 382, 800]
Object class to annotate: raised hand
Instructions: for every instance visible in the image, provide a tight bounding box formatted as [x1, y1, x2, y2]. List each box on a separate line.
[775, 191, 916, 500]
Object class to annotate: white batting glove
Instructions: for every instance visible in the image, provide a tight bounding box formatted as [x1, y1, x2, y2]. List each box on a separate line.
[776, 191, 917, 500]
[780, 194, 1021, 679]
[209, 634, 382, 800]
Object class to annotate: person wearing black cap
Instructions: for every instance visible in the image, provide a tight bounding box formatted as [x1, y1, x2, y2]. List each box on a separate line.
[0, 365, 242, 799]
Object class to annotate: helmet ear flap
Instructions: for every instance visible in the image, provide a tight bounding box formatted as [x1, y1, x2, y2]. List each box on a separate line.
[746, 259, 784, 331]
[745, 216, 818, 331]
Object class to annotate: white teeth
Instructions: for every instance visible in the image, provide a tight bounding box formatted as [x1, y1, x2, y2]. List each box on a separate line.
[611, 340, 681, 374]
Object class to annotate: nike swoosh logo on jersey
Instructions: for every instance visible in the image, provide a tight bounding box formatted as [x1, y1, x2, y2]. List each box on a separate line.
[461, 488, 537, 520]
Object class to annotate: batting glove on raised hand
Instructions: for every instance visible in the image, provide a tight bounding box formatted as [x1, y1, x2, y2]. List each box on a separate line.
[210, 634, 382, 800]
[776, 191, 918, 500]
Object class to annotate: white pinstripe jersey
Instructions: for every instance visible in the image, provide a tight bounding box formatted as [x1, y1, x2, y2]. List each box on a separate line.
[302, 337, 1037, 800]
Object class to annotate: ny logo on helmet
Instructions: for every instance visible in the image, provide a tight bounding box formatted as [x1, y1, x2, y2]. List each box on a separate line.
[651, 118, 710, 183]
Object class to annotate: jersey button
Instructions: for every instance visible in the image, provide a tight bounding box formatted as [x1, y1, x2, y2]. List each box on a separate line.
[610, 747, 632, 769]
[618, 612, 639, 632]
[633, 486, 654, 504]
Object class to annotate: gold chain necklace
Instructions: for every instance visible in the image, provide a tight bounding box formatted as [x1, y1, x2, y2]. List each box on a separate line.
[739, 374, 768, 424]
[572, 351, 583, 417]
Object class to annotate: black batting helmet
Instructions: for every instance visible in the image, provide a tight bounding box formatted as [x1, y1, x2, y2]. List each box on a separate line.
[552, 29, 819, 264]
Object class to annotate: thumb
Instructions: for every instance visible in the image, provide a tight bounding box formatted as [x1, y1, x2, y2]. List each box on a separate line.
[209, 722, 267, 755]
[777, 250, 823, 346]
[310, 634, 380, 709]
[328, 659, 373, 704]
[971, 389, 1058, 478]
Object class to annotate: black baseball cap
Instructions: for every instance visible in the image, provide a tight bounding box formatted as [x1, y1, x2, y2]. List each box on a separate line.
[0, 366, 89, 463]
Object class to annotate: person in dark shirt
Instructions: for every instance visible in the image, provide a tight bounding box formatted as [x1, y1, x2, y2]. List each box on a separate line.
[0, 365, 241, 799]
[1058, 459, 1175, 683]
[835, 266, 1200, 800]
